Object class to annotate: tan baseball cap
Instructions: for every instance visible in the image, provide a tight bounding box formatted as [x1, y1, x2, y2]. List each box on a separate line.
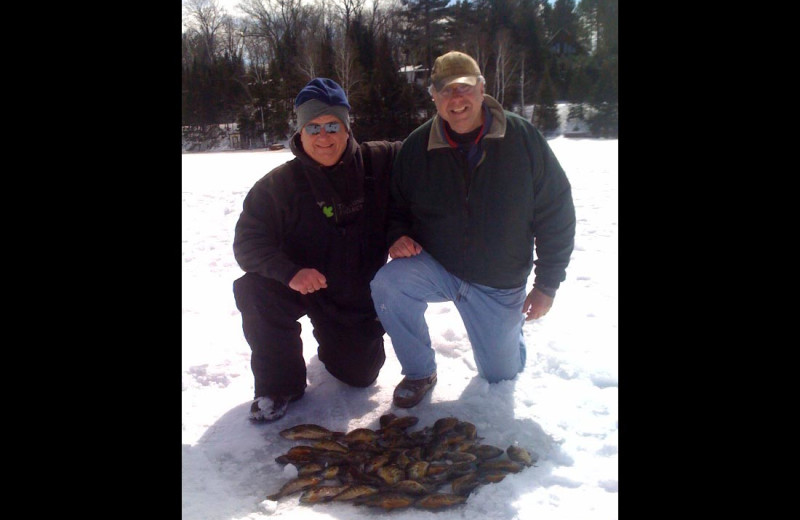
[430, 51, 482, 91]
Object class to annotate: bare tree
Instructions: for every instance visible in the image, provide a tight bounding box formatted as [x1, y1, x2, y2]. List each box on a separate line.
[333, 0, 366, 31]
[493, 30, 518, 105]
[297, 6, 326, 80]
[183, 0, 227, 62]
[470, 38, 490, 87]
[219, 14, 247, 61]
[334, 34, 360, 97]
[239, 0, 305, 50]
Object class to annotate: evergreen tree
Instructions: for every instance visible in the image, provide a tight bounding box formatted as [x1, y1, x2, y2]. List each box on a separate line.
[318, 26, 337, 80]
[596, 0, 618, 57]
[512, 0, 547, 110]
[236, 110, 257, 149]
[585, 0, 617, 137]
[400, 0, 451, 81]
[263, 57, 293, 142]
[550, 0, 579, 35]
[586, 55, 617, 137]
[442, 0, 478, 50]
[533, 64, 560, 135]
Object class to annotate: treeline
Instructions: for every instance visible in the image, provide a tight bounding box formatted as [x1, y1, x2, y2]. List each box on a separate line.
[182, 0, 618, 145]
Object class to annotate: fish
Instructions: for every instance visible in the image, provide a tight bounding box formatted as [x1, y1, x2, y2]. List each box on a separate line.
[379, 413, 398, 428]
[433, 417, 460, 436]
[448, 461, 477, 478]
[439, 433, 468, 447]
[456, 420, 479, 440]
[425, 440, 448, 461]
[407, 446, 425, 460]
[346, 440, 383, 453]
[312, 451, 348, 466]
[331, 484, 380, 501]
[424, 463, 452, 482]
[480, 472, 507, 483]
[443, 451, 478, 463]
[363, 453, 391, 473]
[279, 423, 343, 440]
[343, 428, 378, 444]
[275, 445, 317, 464]
[342, 450, 371, 467]
[507, 445, 537, 466]
[391, 479, 431, 496]
[301, 464, 341, 479]
[416, 492, 468, 510]
[266, 476, 322, 501]
[312, 439, 349, 453]
[354, 492, 415, 510]
[320, 465, 341, 479]
[296, 462, 325, 476]
[377, 431, 418, 449]
[468, 444, 505, 460]
[451, 473, 481, 496]
[383, 415, 419, 431]
[392, 449, 412, 469]
[376, 465, 405, 485]
[407, 428, 435, 447]
[406, 460, 429, 480]
[454, 439, 479, 452]
[340, 466, 386, 488]
[478, 459, 524, 474]
[298, 484, 352, 504]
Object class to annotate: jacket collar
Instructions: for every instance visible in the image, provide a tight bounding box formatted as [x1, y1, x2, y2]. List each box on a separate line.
[427, 94, 506, 151]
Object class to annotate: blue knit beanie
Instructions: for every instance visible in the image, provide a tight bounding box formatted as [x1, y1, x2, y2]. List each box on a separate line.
[294, 78, 351, 133]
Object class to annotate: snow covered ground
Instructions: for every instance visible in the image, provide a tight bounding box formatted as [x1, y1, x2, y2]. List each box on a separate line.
[182, 136, 618, 519]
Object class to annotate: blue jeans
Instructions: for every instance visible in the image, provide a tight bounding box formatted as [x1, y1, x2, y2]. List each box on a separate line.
[370, 250, 527, 383]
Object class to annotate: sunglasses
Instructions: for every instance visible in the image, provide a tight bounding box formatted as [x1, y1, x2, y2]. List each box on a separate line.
[436, 83, 477, 98]
[303, 122, 342, 135]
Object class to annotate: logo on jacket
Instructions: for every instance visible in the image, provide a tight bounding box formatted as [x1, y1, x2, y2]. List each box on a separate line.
[322, 205, 334, 218]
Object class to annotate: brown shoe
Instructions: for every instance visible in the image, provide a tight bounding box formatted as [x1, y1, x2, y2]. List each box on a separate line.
[393, 373, 437, 408]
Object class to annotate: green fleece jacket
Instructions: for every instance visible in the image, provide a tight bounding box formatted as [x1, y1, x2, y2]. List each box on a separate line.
[388, 95, 576, 290]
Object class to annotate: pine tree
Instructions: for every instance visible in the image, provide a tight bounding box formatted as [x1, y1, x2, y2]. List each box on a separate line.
[533, 64, 560, 135]
[400, 0, 451, 81]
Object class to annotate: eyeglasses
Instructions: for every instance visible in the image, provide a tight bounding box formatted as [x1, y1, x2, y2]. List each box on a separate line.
[435, 83, 476, 98]
[303, 122, 342, 135]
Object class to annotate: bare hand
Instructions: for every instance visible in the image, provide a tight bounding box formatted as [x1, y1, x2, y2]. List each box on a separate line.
[522, 287, 554, 321]
[389, 236, 422, 259]
[289, 268, 328, 295]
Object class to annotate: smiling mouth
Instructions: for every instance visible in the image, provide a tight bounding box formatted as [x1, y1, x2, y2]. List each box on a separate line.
[451, 106, 468, 114]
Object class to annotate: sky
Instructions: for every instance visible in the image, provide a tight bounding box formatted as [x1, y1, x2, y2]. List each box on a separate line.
[182, 133, 618, 519]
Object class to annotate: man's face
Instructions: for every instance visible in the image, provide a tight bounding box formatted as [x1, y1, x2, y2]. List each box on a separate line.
[299, 115, 349, 167]
[432, 80, 485, 134]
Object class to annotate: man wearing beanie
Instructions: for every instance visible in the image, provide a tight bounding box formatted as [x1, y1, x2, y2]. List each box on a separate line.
[233, 78, 402, 421]
[371, 51, 576, 408]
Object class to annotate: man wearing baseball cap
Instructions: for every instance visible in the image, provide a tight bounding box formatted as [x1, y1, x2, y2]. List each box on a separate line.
[233, 78, 402, 421]
[371, 51, 576, 408]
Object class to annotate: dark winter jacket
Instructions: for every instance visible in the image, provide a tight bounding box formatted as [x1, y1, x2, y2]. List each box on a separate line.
[388, 95, 575, 290]
[234, 133, 402, 324]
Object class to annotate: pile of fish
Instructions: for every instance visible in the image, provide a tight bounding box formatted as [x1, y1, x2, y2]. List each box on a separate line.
[265, 413, 538, 511]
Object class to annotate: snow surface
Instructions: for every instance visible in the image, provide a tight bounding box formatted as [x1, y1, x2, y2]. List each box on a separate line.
[182, 136, 618, 519]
